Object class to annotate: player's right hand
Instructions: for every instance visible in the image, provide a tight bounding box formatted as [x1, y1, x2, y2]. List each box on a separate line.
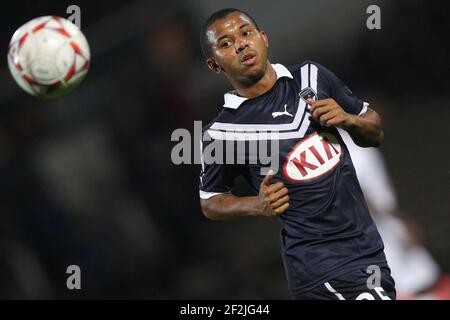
[257, 170, 289, 217]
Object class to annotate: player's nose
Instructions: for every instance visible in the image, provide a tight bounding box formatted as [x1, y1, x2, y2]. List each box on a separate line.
[235, 37, 248, 53]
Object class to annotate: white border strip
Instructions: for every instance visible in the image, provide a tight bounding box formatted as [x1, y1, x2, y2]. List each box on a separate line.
[199, 190, 229, 199]
[207, 64, 317, 141]
[324, 282, 346, 300]
[209, 64, 310, 131]
[358, 102, 369, 116]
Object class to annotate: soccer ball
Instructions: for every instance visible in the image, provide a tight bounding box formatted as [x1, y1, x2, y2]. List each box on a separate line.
[7, 16, 91, 98]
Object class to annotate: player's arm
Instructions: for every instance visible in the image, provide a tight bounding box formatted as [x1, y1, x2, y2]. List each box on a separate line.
[200, 170, 289, 220]
[307, 98, 384, 147]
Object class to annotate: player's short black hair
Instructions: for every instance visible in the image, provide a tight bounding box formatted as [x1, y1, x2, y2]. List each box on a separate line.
[200, 8, 260, 59]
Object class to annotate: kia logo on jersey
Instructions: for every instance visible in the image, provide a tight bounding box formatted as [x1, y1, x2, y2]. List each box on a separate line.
[283, 132, 343, 183]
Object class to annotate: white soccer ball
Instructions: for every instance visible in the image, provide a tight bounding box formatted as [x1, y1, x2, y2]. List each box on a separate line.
[7, 16, 91, 98]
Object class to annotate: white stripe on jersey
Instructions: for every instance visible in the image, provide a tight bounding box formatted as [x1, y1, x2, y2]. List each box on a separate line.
[324, 282, 346, 300]
[297, 63, 316, 137]
[207, 63, 317, 141]
[358, 102, 369, 116]
[209, 64, 310, 132]
[199, 190, 230, 200]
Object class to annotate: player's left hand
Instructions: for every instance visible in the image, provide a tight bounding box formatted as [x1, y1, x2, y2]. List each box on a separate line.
[307, 98, 355, 129]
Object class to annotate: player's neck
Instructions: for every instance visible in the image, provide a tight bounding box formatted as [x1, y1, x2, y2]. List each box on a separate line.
[233, 63, 277, 99]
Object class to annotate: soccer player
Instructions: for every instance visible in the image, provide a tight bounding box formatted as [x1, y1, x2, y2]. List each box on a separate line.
[198, 8, 395, 300]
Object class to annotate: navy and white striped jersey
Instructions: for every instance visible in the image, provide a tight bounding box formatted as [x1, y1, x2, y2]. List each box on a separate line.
[199, 61, 388, 294]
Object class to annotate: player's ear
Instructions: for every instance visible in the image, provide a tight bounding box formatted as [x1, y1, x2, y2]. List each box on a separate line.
[260, 30, 269, 48]
[207, 58, 222, 74]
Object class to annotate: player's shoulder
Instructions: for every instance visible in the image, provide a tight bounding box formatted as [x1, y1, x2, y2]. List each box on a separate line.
[201, 107, 235, 133]
[201, 115, 219, 133]
[287, 60, 330, 74]
[202, 90, 247, 132]
[289, 60, 341, 89]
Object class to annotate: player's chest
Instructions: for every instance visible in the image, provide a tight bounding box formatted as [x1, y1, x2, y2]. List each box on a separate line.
[229, 82, 304, 126]
[231, 128, 346, 184]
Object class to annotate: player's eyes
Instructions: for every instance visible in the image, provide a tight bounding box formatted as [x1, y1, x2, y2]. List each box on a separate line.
[242, 30, 251, 36]
[220, 41, 231, 48]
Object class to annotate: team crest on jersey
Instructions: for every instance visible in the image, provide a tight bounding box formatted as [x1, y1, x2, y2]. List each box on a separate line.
[283, 132, 343, 183]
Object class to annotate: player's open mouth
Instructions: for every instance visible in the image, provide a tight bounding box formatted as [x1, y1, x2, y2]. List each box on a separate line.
[241, 53, 256, 66]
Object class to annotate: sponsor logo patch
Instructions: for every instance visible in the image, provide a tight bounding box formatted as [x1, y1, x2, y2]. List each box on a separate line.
[283, 132, 343, 183]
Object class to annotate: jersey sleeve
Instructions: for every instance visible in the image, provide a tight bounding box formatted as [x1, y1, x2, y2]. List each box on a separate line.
[198, 136, 242, 200]
[315, 62, 369, 116]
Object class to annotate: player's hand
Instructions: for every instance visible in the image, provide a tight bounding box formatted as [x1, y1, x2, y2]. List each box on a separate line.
[307, 98, 355, 129]
[257, 170, 289, 217]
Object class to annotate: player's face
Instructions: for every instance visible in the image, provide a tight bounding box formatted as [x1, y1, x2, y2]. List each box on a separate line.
[206, 12, 269, 84]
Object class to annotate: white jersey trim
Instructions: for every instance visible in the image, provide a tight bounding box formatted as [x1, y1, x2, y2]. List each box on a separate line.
[211, 64, 307, 132]
[222, 63, 294, 110]
[207, 63, 317, 140]
[324, 282, 346, 300]
[358, 102, 369, 116]
[199, 190, 230, 200]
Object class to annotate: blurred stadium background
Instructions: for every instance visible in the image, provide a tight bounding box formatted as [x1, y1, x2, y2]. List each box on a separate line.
[0, 0, 448, 298]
